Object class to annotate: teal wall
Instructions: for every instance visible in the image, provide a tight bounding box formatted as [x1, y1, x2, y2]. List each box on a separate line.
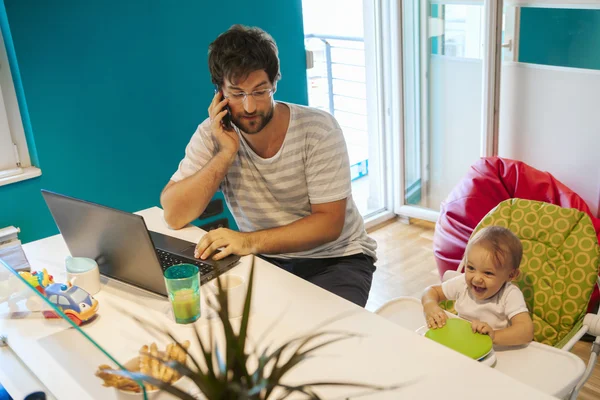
[519, 8, 600, 70]
[430, 4, 440, 56]
[0, 0, 308, 243]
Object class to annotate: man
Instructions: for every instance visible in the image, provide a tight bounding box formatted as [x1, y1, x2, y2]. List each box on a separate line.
[161, 25, 377, 307]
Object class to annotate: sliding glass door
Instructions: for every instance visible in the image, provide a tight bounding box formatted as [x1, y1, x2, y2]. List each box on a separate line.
[400, 0, 600, 220]
[400, 0, 501, 218]
[302, 0, 389, 222]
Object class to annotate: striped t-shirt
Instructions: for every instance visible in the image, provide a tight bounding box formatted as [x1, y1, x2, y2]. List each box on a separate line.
[171, 102, 377, 260]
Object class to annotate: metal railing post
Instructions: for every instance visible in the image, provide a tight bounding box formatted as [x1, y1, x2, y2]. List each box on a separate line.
[323, 40, 335, 116]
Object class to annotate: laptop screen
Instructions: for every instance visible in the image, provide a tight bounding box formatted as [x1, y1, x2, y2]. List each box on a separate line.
[41, 190, 168, 296]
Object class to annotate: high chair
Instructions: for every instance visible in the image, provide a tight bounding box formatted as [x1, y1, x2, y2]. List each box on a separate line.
[376, 199, 600, 399]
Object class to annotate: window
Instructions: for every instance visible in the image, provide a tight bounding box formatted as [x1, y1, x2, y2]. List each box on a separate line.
[58, 296, 70, 306]
[400, 0, 499, 218]
[430, 4, 485, 59]
[302, 0, 392, 224]
[0, 25, 40, 186]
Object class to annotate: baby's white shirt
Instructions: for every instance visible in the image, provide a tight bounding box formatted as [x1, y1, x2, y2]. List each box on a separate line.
[441, 274, 529, 330]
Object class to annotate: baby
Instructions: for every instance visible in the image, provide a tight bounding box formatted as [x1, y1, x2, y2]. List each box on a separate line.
[422, 226, 534, 346]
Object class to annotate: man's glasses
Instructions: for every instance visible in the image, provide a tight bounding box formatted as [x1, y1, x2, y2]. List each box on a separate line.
[224, 88, 274, 105]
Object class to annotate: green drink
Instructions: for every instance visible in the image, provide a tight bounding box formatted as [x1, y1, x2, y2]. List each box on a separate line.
[164, 264, 200, 324]
[171, 288, 200, 321]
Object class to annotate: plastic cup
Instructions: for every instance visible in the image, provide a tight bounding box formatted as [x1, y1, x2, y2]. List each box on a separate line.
[163, 264, 200, 324]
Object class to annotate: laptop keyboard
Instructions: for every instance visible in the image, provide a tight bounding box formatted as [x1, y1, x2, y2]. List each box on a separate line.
[155, 248, 214, 276]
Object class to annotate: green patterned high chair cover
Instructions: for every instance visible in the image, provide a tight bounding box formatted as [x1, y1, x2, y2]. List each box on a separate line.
[439, 299, 457, 315]
[466, 199, 600, 347]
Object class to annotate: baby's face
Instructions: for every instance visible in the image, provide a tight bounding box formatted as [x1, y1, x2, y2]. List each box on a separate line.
[464, 244, 517, 300]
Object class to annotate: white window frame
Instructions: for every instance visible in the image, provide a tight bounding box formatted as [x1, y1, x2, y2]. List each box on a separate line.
[362, 0, 398, 229]
[391, 0, 502, 222]
[505, 0, 600, 7]
[0, 25, 41, 187]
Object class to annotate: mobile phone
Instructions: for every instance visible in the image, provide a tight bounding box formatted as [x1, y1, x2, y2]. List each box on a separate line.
[214, 86, 232, 130]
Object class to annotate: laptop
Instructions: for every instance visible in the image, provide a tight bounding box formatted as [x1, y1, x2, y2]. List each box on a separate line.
[41, 190, 240, 296]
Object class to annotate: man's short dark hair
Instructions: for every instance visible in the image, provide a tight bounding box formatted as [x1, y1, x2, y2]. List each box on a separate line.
[208, 25, 281, 88]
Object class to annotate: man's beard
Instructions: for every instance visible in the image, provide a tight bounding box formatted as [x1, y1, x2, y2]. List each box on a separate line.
[232, 103, 275, 134]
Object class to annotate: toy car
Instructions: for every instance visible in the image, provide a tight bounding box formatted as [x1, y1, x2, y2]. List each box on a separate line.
[0, 269, 55, 313]
[42, 283, 99, 326]
[19, 269, 54, 293]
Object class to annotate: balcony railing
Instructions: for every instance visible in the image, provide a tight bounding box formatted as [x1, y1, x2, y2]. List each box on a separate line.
[304, 34, 369, 181]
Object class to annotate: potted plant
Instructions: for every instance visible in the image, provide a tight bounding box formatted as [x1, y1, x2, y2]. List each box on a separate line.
[100, 256, 396, 399]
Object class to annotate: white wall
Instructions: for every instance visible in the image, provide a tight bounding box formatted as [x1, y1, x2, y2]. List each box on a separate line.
[428, 55, 482, 210]
[499, 62, 600, 216]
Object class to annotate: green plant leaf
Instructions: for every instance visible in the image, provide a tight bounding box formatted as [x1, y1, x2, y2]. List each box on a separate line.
[245, 378, 269, 396]
[125, 314, 204, 377]
[293, 334, 356, 364]
[213, 277, 250, 383]
[214, 344, 227, 376]
[262, 340, 301, 398]
[276, 383, 324, 400]
[272, 332, 353, 374]
[164, 331, 202, 372]
[142, 352, 213, 395]
[193, 319, 217, 380]
[251, 347, 272, 392]
[238, 256, 254, 346]
[109, 256, 401, 400]
[254, 305, 290, 351]
[123, 310, 225, 398]
[102, 368, 196, 400]
[262, 331, 355, 399]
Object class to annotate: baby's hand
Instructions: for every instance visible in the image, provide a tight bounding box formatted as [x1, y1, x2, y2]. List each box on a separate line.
[471, 320, 495, 341]
[423, 303, 448, 329]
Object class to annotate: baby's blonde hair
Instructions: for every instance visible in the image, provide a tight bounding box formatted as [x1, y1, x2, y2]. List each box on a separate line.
[466, 226, 523, 271]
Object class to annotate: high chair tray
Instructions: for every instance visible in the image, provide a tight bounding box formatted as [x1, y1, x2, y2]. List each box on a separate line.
[376, 296, 586, 399]
[494, 341, 585, 399]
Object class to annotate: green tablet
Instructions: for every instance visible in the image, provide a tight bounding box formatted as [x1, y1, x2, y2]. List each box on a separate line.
[425, 318, 493, 360]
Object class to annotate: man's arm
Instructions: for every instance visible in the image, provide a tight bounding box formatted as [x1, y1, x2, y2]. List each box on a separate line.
[161, 92, 238, 229]
[195, 198, 347, 260]
[160, 151, 235, 229]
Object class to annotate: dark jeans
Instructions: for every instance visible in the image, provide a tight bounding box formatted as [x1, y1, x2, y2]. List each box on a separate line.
[259, 253, 376, 307]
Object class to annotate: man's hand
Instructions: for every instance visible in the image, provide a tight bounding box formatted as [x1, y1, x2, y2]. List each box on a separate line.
[195, 228, 255, 261]
[423, 303, 448, 329]
[471, 320, 496, 341]
[209, 91, 239, 158]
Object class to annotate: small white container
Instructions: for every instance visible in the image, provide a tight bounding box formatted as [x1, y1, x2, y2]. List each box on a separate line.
[208, 274, 247, 318]
[65, 256, 101, 295]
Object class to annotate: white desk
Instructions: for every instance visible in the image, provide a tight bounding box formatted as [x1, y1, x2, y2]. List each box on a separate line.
[0, 207, 555, 399]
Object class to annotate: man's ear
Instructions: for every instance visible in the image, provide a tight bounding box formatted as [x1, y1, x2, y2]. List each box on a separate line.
[509, 269, 520, 281]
